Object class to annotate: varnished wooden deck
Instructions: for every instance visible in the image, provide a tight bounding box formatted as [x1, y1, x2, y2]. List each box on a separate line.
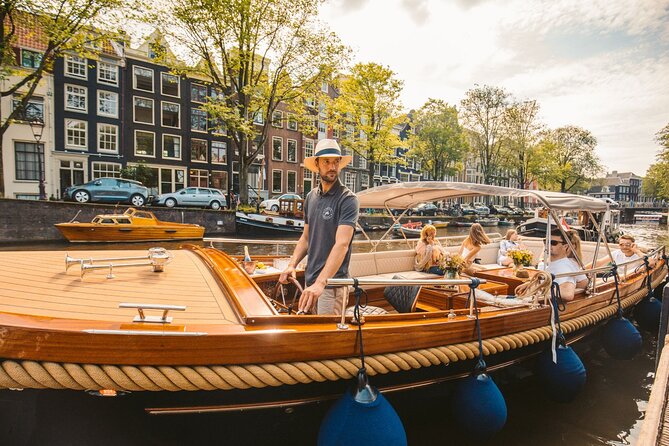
[0, 250, 240, 325]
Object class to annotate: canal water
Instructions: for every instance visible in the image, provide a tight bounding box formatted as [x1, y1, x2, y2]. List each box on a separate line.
[0, 223, 667, 445]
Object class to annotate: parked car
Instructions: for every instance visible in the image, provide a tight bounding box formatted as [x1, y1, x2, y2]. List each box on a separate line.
[152, 187, 227, 210]
[408, 203, 438, 216]
[507, 205, 525, 215]
[473, 203, 490, 215]
[461, 203, 477, 215]
[63, 178, 149, 206]
[489, 204, 513, 215]
[260, 193, 302, 212]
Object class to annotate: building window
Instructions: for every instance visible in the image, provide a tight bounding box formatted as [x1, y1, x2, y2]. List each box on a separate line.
[287, 114, 298, 131]
[272, 137, 283, 161]
[134, 130, 155, 157]
[191, 108, 207, 132]
[97, 60, 118, 85]
[65, 119, 87, 149]
[21, 49, 43, 69]
[272, 110, 283, 128]
[211, 87, 223, 102]
[161, 72, 180, 97]
[212, 141, 227, 164]
[211, 171, 227, 190]
[162, 101, 180, 128]
[304, 139, 314, 158]
[287, 171, 296, 193]
[360, 156, 367, 170]
[92, 162, 121, 179]
[272, 170, 282, 193]
[133, 66, 154, 92]
[209, 117, 226, 135]
[287, 139, 297, 163]
[65, 84, 87, 112]
[253, 110, 264, 124]
[65, 55, 87, 78]
[189, 169, 209, 187]
[191, 83, 207, 103]
[305, 97, 315, 107]
[345, 171, 356, 190]
[321, 81, 328, 93]
[97, 90, 118, 117]
[163, 134, 181, 159]
[12, 96, 44, 121]
[318, 120, 327, 134]
[133, 97, 154, 124]
[361, 173, 369, 187]
[158, 167, 186, 194]
[97, 124, 118, 153]
[191, 139, 208, 162]
[14, 142, 43, 180]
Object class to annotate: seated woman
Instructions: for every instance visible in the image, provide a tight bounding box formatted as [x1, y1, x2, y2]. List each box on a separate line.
[414, 224, 445, 275]
[498, 229, 521, 266]
[459, 223, 491, 275]
[547, 230, 588, 301]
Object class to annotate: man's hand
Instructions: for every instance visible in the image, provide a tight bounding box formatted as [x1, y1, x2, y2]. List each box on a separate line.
[279, 265, 296, 284]
[298, 281, 325, 313]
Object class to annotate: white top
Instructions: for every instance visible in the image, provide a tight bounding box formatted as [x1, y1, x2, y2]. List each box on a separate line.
[461, 246, 471, 260]
[498, 240, 518, 264]
[611, 249, 640, 265]
[548, 257, 587, 286]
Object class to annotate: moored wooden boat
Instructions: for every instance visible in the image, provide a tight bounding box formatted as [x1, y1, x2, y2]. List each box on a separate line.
[2, 182, 666, 413]
[55, 208, 205, 243]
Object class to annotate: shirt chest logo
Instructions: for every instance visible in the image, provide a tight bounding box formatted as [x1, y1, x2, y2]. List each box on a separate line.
[322, 206, 334, 220]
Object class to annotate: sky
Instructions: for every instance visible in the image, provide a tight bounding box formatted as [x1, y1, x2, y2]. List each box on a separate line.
[318, 0, 669, 176]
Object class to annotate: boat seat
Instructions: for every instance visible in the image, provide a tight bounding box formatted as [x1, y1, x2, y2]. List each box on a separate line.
[345, 305, 388, 316]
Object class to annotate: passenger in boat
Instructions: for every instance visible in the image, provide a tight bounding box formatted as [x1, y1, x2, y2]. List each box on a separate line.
[459, 223, 491, 274]
[414, 224, 445, 274]
[497, 229, 521, 266]
[547, 230, 588, 301]
[279, 139, 356, 315]
[589, 234, 654, 273]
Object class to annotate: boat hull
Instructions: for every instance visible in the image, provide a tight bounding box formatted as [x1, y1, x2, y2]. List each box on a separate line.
[55, 223, 205, 242]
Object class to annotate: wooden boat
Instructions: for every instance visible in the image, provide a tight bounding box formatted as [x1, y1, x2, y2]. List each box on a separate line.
[392, 221, 423, 238]
[54, 208, 205, 243]
[475, 217, 500, 226]
[2, 182, 666, 413]
[634, 212, 663, 224]
[236, 210, 305, 233]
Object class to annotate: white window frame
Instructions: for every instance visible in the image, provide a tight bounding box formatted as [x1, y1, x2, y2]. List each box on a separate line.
[64, 119, 87, 150]
[133, 96, 154, 125]
[97, 123, 118, 153]
[272, 110, 283, 128]
[161, 72, 181, 98]
[318, 120, 327, 134]
[272, 169, 283, 193]
[287, 114, 298, 131]
[189, 168, 209, 187]
[321, 81, 328, 93]
[287, 138, 297, 163]
[161, 101, 181, 129]
[97, 90, 118, 118]
[272, 136, 283, 161]
[304, 139, 314, 159]
[191, 138, 208, 163]
[287, 170, 297, 193]
[92, 161, 122, 179]
[133, 65, 154, 92]
[134, 130, 156, 158]
[191, 108, 208, 133]
[191, 83, 207, 103]
[65, 55, 87, 79]
[253, 110, 264, 124]
[162, 133, 182, 160]
[64, 84, 87, 113]
[211, 141, 227, 165]
[97, 59, 118, 86]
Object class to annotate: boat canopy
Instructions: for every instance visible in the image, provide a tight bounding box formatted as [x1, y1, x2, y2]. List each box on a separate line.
[356, 182, 609, 212]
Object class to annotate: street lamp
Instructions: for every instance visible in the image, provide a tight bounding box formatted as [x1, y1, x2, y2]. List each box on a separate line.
[26, 103, 46, 200]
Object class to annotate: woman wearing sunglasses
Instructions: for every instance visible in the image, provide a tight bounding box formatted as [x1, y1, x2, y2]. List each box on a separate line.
[547, 230, 588, 301]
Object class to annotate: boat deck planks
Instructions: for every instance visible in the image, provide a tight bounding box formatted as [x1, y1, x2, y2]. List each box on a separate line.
[0, 250, 240, 325]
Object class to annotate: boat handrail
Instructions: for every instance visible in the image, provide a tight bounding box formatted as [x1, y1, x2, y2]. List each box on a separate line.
[551, 245, 665, 279]
[328, 278, 487, 286]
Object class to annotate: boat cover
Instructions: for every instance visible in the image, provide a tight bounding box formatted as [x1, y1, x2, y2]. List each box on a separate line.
[357, 182, 609, 212]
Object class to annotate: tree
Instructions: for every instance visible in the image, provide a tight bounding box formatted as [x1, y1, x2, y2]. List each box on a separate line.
[459, 85, 510, 185]
[409, 98, 468, 181]
[532, 126, 603, 193]
[330, 62, 407, 185]
[0, 0, 126, 196]
[502, 99, 542, 193]
[120, 161, 158, 189]
[154, 0, 348, 203]
[642, 122, 669, 201]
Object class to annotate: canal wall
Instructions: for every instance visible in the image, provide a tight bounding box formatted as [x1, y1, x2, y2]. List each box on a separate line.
[0, 198, 236, 243]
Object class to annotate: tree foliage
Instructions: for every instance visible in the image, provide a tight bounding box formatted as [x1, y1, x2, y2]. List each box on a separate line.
[330, 62, 406, 185]
[154, 0, 348, 202]
[0, 0, 127, 196]
[408, 98, 468, 181]
[642, 122, 669, 200]
[501, 99, 542, 192]
[531, 125, 603, 193]
[459, 85, 511, 184]
[120, 161, 158, 188]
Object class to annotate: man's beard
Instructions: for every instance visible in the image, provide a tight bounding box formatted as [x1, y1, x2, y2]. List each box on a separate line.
[321, 170, 338, 184]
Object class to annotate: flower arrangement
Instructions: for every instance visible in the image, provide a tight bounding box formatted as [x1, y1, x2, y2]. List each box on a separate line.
[439, 252, 467, 273]
[508, 249, 533, 267]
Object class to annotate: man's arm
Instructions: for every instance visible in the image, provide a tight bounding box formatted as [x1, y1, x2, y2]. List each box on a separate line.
[559, 281, 576, 301]
[298, 225, 355, 312]
[279, 224, 309, 284]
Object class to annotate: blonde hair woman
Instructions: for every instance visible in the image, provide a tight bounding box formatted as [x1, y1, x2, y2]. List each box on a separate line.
[414, 224, 445, 274]
[459, 223, 491, 274]
[498, 229, 520, 266]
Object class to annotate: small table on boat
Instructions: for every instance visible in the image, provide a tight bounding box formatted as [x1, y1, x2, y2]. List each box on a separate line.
[473, 267, 539, 294]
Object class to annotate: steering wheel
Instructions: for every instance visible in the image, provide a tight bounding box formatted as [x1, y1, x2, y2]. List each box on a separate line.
[270, 276, 304, 314]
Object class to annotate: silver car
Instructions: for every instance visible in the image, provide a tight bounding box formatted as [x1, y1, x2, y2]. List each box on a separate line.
[153, 187, 227, 210]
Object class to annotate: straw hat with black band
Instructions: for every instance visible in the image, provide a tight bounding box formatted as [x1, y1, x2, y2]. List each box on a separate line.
[304, 139, 353, 173]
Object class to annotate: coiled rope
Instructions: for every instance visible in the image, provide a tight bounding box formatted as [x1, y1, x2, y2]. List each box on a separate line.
[0, 274, 660, 392]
